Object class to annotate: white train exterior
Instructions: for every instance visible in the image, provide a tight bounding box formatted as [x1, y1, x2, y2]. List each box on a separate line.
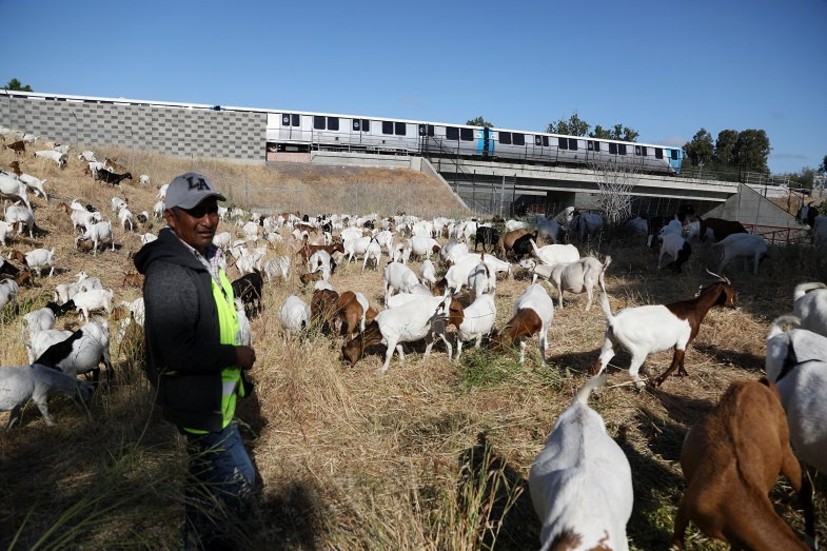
[266, 110, 684, 175]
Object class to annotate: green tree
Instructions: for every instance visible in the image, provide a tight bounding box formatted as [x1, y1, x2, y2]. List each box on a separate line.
[547, 112, 590, 136]
[466, 116, 493, 128]
[3, 78, 32, 91]
[734, 129, 770, 174]
[819, 154, 827, 173]
[715, 130, 738, 166]
[683, 128, 714, 166]
[589, 124, 639, 142]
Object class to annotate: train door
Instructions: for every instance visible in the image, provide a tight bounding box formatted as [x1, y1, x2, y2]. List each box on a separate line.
[478, 126, 493, 157]
[352, 118, 371, 149]
[279, 113, 302, 142]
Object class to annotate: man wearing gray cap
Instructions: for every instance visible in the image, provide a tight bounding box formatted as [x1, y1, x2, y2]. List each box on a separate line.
[134, 172, 257, 550]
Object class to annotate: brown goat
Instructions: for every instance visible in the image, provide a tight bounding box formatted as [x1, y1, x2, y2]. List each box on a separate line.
[5, 140, 25, 155]
[672, 378, 815, 550]
[299, 270, 324, 287]
[496, 228, 530, 259]
[332, 291, 378, 337]
[341, 321, 384, 367]
[310, 288, 339, 333]
[121, 273, 144, 288]
[298, 241, 344, 263]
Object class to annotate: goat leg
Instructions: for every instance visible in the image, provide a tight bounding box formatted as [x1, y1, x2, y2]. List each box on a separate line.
[653, 350, 686, 386]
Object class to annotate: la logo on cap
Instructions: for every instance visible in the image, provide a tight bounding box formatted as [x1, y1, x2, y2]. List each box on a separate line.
[185, 175, 209, 191]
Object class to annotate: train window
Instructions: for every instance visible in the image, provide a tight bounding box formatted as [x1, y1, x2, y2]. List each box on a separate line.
[671, 149, 679, 160]
[609, 143, 617, 155]
[382, 121, 394, 135]
[353, 120, 360, 131]
[395, 122, 406, 135]
[418, 124, 435, 137]
[535, 136, 542, 146]
[513, 133, 525, 146]
[460, 128, 473, 141]
[587, 141, 594, 151]
[618, 144, 627, 155]
[283, 114, 300, 127]
[314, 116, 326, 130]
[634, 146, 641, 156]
[655, 148, 663, 159]
[568, 138, 578, 151]
[291, 114, 300, 126]
[500, 132, 511, 145]
[558, 137, 568, 149]
[588, 140, 601, 152]
[361, 119, 370, 132]
[446, 127, 459, 140]
[542, 136, 549, 146]
[328, 117, 339, 131]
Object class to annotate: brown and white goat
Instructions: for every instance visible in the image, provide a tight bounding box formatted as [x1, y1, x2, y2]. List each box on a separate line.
[5, 140, 25, 155]
[490, 283, 554, 365]
[698, 216, 748, 242]
[592, 275, 736, 387]
[672, 378, 815, 550]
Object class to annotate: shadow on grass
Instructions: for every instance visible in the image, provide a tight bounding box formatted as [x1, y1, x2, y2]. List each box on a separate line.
[249, 481, 325, 551]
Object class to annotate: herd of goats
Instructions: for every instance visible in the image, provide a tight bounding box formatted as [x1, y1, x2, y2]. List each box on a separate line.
[1, 133, 826, 549]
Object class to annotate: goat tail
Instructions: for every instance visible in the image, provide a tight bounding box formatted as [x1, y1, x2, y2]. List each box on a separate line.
[598, 292, 614, 322]
[574, 373, 608, 405]
[793, 282, 827, 302]
[768, 314, 801, 340]
[601, 255, 612, 272]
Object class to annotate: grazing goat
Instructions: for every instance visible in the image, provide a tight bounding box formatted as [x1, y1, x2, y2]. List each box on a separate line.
[36, 320, 113, 382]
[491, 284, 554, 365]
[5, 139, 25, 155]
[278, 295, 311, 341]
[8, 161, 48, 201]
[341, 295, 453, 372]
[95, 168, 133, 186]
[529, 374, 633, 551]
[33, 150, 67, 168]
[231, 270, 264, 318]
[383, 261, 421, 304]
[10, 248, 55, 277]
[547, 255, 612, 311]
[796, 202, 820, 228]
[4, 204, 35, 238]
[329, 290, 377, 337]
[713, 233, 768, 275]
[671, 378, 815, 550]
[766, 316, 827, 475]
[70, 288, 114, 322]
[656, 233, 692, 273]
[496, 228, 531, 259]
[1, 364, 93, 429]
[474, 226, 499, 252]
[698, 216, 747, 242]
[76, 220, 115, 254]
[571, 211, 604, 242]
[592, 275, 736, 388]
[438, 293, 497, 360]
[529, 239, 580, 267]
[792, 282, 827, 337]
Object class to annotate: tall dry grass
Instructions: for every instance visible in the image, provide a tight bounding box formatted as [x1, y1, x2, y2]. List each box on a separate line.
[0, 145, 825, 550]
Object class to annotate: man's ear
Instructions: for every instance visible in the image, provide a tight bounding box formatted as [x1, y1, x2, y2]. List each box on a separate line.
[163, 208, 176, 229]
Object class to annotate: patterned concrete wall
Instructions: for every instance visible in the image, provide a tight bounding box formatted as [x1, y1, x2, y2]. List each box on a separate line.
[0, 96, 266, 161]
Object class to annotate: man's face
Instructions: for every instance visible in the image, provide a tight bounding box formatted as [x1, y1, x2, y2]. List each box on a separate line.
[164, 197, 220, 254]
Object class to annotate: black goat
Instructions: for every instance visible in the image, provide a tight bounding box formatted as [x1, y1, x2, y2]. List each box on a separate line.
[96, 168, 133, 186]
[474, 226, 500, 253]
[510, 231, 537, 261]
[231, 269, 264, 318]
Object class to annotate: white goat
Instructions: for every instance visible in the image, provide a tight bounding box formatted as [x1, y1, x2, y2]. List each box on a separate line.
[27, 329, 72, 364]
[657, 233, 692, 273]
[4, 204, 35, 238]
[793, 282, 827, 337]
[418, 258, 437, 288]
[69, 288, 114, 322]
[341, 294, 453, 372]
[76, 220, 114, 254]
[15, 172, 48, 201]
[278, 295, 310, 341]
[383, 261, 421, 304]
[766, 315, 827, 474]
[529, 239, 580, 267]
[35, 320, 113, 382]
[547, 255, 612, 311]
[33, 150, 67, 168]
[439, 293, 497, 360]
[529, 374, 633, 551]
[0, 364, 93, 429]
[713, 233, 768, 275]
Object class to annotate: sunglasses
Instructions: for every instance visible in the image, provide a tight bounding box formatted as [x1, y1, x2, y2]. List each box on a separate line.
[176, 203, 219, 218]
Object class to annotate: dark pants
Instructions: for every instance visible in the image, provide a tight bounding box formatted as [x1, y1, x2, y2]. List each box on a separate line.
[183, 422, 257, 550]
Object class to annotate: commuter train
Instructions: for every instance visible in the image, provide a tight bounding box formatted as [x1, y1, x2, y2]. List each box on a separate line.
[266, 111, 684, 175]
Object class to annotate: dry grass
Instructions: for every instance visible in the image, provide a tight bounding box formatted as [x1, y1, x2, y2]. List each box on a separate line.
[1, 146, 825, 550]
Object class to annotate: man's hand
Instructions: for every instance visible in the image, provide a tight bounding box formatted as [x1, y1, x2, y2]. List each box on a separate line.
[235, 346, 257, 370]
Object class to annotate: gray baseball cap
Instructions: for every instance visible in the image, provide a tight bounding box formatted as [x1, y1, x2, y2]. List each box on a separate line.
[164, 172, 226, 210]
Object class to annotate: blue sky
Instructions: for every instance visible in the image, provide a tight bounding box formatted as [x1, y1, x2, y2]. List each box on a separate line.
[3, 0, 825, 174]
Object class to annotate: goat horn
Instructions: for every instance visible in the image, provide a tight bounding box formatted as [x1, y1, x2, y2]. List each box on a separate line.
[704, 268, 730, 285]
